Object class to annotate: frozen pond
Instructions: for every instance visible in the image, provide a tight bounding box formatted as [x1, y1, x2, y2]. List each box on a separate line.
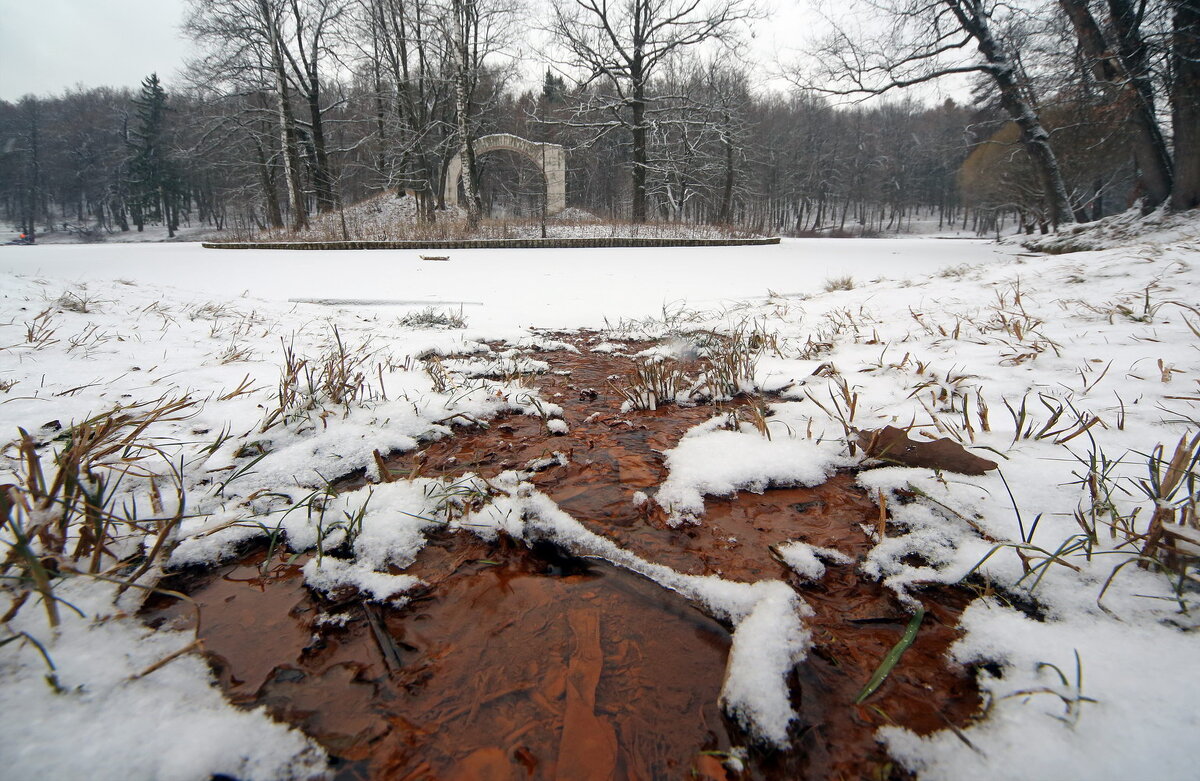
[0, 237, 1018, 330]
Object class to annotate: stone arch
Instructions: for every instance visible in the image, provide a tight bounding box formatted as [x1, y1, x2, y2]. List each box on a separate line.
[444, 133, 566, 214]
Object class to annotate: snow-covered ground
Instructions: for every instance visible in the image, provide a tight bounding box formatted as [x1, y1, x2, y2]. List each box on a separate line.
[1, 214, 1198, 779]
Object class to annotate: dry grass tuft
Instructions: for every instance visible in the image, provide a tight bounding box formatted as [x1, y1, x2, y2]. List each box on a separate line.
[53, 291, 101, 314]
[823, 275, 856, 292]
[1, 395, 198, 626]
[261, 326, 386, 432]
[398, 307, 468, 329]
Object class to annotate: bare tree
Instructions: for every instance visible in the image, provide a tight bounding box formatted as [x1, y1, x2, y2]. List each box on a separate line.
[358, 0, 455, 222]
[186, 0, 316, 230]
[278, 0, 353, 213]
[443, 0, 519, 226]
[805, 0, 1078, 226]
[259, 0, 311, 229]
[547, 0, 754, 222]
[637, 58, 753, 223]
[701, 63, 752, 223]
[13, 96, 44, 238]
[450, 0, 483, 225]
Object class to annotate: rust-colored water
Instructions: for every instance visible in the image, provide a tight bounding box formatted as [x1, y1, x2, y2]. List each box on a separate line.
[149, 332, 980, 779]
[147, 536, 738, 779]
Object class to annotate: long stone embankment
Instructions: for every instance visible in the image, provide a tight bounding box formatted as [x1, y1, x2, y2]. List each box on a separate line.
[202, 236, 781, 250]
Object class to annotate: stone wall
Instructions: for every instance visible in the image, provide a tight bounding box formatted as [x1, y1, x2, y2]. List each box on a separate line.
[203, 236, 781, 250]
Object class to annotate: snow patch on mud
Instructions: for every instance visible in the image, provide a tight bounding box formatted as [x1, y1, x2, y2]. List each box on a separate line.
[656, 420, 851, 524]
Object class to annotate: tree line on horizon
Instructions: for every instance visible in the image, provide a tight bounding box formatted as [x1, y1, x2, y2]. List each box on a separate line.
[1, 0, 1196, 240]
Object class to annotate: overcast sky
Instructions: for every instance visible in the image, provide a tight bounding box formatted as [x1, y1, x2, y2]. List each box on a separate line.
[0, 0, 192, 102]
[0, 1, 955, 105]
[0, 0, 802, 103]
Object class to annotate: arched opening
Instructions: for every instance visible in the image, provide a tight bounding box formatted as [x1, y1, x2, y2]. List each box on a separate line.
[475, 149, 547, 218]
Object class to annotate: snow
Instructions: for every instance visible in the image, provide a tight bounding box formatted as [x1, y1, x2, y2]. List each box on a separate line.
[718, 580, 812, 746]
[302, 556, 422, 601]
[3, 211, 1200, 777]
[1020, 205, 1200, 255]
[773, 541, 854, 581]
[0, 579, 324, 781]
[656, 422, 852, 523]
[881, 600, 1200, 781]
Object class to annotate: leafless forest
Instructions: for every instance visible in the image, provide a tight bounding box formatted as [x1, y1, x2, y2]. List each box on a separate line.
[2, 0, 1198, 239]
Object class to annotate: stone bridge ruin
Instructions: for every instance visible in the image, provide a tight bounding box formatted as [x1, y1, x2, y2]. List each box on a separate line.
[444, 133, 566, 215]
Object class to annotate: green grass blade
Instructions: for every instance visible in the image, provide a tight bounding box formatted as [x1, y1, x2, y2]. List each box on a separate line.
[855, 605, 926, 705]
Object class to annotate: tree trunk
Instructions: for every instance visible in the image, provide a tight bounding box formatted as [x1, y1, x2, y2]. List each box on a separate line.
[453, 87, 481, 226]
[452, 0, 481, 228]
[992, 80, 1075, 226]
[950, 0, 1076, 225]
[1171, 0, 1200, 210]
[1059, 0, 1172, 209]
[307, 89, 336, 212]
[162, 185, 175, 238]
[275, 85, 308, 231]
[630, 79, 648, 223]
[1110, 0, 1175, 208]
[260, 0, 307, 231]
[253, 128, 284, 229]
[114, 199, 129, 232]
[719, 119, 735, 223]
[22, 98, 42, 240]
[371, 30, 388, 182]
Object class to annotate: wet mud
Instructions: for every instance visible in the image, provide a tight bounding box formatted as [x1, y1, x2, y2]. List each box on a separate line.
[148, 331, 981, 780]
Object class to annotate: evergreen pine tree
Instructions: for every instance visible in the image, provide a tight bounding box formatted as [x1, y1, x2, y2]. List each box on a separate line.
[128, 73, 180, 236]
[542, 69, 566, 105]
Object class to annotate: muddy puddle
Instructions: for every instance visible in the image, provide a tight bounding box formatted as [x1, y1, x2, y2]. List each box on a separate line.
[146, 536, 740, 779]
[149, 332, 981, 780]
